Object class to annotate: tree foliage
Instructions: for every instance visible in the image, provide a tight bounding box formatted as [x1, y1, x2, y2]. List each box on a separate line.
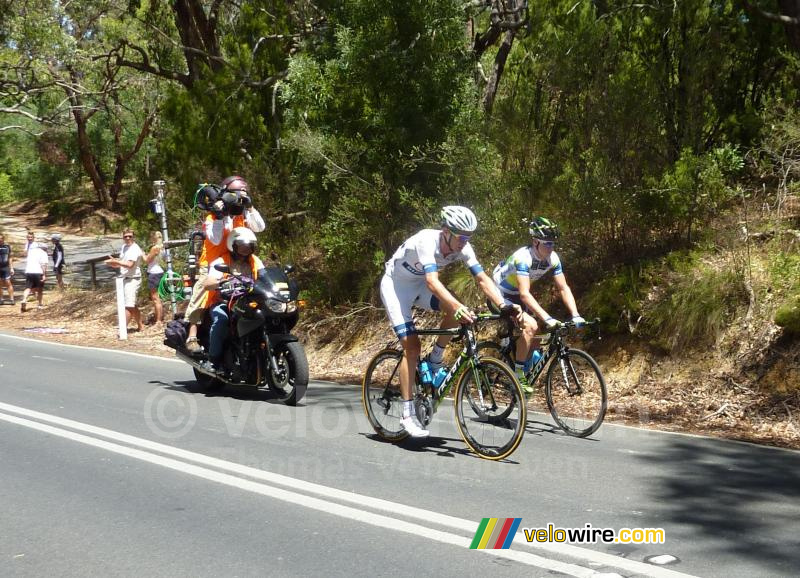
[0, 0, 797, 306]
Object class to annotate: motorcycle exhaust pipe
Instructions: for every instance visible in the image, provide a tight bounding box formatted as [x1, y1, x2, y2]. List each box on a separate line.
[174, 348, 218, 378]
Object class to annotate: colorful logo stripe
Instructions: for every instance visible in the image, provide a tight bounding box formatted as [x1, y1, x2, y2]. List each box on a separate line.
[470, 518, 522, 549]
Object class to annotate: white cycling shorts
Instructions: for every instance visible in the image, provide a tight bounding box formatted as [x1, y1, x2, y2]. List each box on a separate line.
[380, 274, 441, 338]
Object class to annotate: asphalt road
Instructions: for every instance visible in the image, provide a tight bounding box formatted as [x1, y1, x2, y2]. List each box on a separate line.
[1, 332, 798, 577]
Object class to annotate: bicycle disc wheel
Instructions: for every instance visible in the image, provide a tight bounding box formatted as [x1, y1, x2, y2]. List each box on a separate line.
[362, 348, 409, 442]
[545, 349, 607, 437]
[454, 357, 526, 460]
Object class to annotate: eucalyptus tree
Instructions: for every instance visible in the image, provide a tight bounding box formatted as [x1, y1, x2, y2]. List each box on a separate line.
[0, 0, 162, 209]
[109, 0, 322, 203]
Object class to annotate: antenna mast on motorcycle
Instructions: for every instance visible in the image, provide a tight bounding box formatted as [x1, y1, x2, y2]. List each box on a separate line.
[150, 180, 178, 318]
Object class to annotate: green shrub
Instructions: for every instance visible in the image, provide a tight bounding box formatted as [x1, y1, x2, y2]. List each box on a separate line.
[645, 264, 746, 352]
[0, 172, 13, 203]
[775, 295, 800, 335]
[584, 265, 650, 333]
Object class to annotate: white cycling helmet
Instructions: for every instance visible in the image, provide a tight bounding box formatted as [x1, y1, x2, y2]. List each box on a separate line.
[226, 226, 257, 254]
[440, 205, 478, 235]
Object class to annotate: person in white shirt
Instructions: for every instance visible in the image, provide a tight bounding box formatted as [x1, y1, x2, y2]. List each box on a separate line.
[20, 239, 48, 312]
[105, 228, 145, 331]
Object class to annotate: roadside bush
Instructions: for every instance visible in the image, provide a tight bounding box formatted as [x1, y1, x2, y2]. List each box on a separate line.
[644, 262, 746, 352]
[775, 295, 800, 335]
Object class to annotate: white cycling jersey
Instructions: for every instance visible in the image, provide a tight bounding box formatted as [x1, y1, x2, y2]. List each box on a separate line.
[385, 229, 482, 280]
[381, 229, 484, 337]
[493, 245, 563, 298]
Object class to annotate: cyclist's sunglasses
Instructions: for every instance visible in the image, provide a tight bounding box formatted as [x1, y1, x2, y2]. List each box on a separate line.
[447, 229, 472, 243]
[539, 240, 556, 248]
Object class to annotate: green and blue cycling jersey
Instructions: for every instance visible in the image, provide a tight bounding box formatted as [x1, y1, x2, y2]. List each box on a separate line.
[492, 245, 563, 298]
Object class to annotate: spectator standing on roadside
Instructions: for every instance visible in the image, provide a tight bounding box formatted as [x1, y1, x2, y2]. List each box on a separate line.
[23, 229, 34, 257]
[145, 230, 165, 325]
[104, 228, 145, 332]
[20, 238, 48, 312]
[51, 233, 66, 290]
[0, 233, 15, 305]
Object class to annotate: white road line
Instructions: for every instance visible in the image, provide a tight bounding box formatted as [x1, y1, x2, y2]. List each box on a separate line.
[94, 366, 139, 374]
[0, 401, 697, 578]
[0, 332, 182, 363]
[31, 355, 66, 362]
[0, 409, 595, 577]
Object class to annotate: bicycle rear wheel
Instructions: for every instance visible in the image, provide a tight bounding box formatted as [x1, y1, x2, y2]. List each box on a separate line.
[362, 348, 409, 442]
[545, 349, 607, 437]
[454, 357, 526, 460]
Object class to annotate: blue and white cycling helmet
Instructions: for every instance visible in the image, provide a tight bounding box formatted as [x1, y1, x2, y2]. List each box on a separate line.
[440, 206, 478, 235]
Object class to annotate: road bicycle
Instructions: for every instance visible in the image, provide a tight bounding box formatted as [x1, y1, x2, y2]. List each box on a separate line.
[362, 311, 526, 461]
[477, 318, 607, 437]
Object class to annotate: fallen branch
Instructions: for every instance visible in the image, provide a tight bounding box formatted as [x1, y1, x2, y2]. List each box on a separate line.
[699, 402, 729, 421]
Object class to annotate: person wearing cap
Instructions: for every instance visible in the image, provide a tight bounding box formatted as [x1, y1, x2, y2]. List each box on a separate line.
[51, 234, 66, 290]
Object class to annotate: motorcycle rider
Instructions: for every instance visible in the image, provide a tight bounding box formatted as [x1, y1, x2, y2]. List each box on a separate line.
[184, 175, 266, 352]
[200, 227, 267, 373]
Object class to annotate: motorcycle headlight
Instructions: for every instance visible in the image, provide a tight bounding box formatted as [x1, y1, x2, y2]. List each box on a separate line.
[266, 298, 287, 313]
[286, 301, 297, 313]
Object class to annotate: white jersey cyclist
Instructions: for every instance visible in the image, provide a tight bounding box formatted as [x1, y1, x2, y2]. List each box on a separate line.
[493, 245, 563, 304]
[381, 228, 484, 338]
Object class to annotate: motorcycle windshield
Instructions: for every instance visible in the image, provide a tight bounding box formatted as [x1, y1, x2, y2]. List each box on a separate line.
[257, 267, 296, 301]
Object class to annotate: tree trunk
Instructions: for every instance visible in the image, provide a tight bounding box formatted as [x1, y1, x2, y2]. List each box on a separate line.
[482, 30, 515, 115]
[778, 0, 800, 54]
[173, 0, 223, 84]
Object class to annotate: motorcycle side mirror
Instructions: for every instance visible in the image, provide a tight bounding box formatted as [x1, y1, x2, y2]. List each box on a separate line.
[284, 264, 294, 275]
[214, 264, 230, 273]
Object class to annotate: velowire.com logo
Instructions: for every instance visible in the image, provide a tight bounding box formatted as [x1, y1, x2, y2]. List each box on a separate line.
[469, 518, 522, 550]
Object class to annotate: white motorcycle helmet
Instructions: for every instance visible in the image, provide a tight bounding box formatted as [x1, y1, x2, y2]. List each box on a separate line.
[226, 226, 257, 255]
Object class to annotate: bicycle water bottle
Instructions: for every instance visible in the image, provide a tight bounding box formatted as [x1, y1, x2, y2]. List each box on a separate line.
[524, 349, 542, 374]
[418, 361, 433, 386]
[432, 367, 448, 394]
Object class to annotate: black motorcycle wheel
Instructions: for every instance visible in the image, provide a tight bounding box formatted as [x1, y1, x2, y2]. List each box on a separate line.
[192, 368, 224, 391]
[267, 341, 309, 405]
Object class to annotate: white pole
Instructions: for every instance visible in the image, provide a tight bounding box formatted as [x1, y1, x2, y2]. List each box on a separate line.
[115, 276, 128, 340]
[152, 180, 178, 318]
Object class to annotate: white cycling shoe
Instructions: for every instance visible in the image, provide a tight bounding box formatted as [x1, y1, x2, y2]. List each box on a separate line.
[400, 415, 430, 438]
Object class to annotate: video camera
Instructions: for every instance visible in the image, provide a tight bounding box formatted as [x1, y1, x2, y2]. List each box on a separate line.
[194, 183, 251, 217]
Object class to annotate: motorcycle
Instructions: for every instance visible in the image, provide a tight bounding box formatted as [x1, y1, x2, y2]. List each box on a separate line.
[164, 261, 309, 405]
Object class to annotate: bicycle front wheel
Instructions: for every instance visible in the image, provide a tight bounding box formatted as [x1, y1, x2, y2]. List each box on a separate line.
[545, 349, 607, 437]
[454, 357, 526, 460]
[475, 340, 514, 367]
[362, 348, 409, 442]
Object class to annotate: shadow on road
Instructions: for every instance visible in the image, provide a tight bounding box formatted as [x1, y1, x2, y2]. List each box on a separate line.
[638, 438, 800, 571]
